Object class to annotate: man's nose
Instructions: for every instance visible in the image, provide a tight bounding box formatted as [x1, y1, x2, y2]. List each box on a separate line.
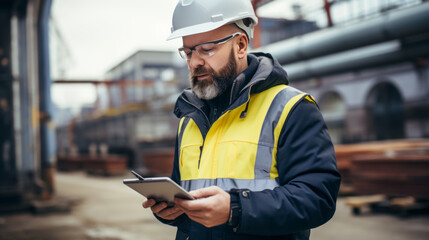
[188, 50, 205, 69]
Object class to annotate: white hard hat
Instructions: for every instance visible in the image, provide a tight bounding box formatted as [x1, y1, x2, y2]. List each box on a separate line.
[167, 0, 258, 41]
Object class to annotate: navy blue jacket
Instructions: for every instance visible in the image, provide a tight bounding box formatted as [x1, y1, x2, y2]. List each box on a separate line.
[158, 53, 341, 240]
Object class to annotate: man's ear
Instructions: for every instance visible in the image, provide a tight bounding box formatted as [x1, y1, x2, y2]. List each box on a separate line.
[236, 34, 248, 59]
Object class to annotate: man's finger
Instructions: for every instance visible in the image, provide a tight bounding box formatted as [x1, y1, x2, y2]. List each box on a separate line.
[191, 186, 220, 199]
[162, 207, 184, 220]
[175, 197, 208, 211]
[158, 206, 180, 216]
[151, 202, 168, 214]
[142, 199, 155, 208]
[156, 205, 176, 216]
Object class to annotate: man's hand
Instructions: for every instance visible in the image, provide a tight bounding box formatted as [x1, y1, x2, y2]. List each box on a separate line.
[175, 186, 230, 228]
[142, 199, 184, 220]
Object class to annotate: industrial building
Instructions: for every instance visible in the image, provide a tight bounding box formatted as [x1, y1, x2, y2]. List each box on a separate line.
[55, 50, 188, 173]
[258, 0, 429, 144]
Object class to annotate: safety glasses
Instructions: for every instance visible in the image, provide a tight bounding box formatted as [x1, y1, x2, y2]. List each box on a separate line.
[178, 32, 241, 61]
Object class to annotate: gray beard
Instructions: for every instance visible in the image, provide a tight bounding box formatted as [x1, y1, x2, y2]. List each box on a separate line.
[192, 81, 220, 100]
[190, 48, 237, 100]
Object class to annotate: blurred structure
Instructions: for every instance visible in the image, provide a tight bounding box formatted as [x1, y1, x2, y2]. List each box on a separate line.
[258, 17, 319, 46]
[55, 50, 188, 176]
[253, 0, 429, 213]
[256, 0, 429, 208]
[0, 0, 56, 210]
[255, 0, 429, 206]
[102, 50, 188, 109]
[258, 0, 429, 144]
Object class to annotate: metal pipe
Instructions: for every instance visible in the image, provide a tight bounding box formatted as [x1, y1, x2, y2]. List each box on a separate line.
[257, 2, 429, 65]
[286, 40, 429, 81]
[38, 0, 55, 193]
[251, 0, 262, 49]
[323, 0, 333, 27]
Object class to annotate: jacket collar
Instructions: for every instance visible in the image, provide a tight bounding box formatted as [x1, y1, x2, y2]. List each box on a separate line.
[174, 53, 289, 118]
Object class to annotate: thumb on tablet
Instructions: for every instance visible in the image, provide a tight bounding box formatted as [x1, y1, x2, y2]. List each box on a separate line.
[191, 186, 224, 199]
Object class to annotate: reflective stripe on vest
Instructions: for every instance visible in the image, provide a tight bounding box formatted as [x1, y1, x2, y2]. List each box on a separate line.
[177, 85, 314, 192]
[182, 178, 280, 192]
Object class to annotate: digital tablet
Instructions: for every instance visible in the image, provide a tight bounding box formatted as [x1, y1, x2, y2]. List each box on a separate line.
[123, 176, 194, 206]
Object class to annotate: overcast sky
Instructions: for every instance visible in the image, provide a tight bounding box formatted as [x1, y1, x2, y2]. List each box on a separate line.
[50, 0, 183, 108]
[51, 0, 182, 79]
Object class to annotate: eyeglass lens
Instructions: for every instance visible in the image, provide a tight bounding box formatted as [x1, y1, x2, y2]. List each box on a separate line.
[179, 32, 240, 60]
[180, 43, 217, 60]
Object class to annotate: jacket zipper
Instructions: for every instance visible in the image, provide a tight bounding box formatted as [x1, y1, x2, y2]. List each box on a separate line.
[221, 85, 253, 116]
[229, 80, 237, 105]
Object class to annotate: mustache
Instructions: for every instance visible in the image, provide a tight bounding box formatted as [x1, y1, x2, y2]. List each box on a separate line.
[191, 66, 214, 78]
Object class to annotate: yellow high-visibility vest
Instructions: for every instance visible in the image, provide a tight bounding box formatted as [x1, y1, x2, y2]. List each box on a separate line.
[177, 85, 316, 191]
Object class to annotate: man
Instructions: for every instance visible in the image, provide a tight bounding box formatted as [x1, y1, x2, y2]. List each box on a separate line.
[143, 0, 341, 239]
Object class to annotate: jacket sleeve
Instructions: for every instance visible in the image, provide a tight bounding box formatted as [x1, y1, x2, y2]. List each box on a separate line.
[236, 99, 341, 236]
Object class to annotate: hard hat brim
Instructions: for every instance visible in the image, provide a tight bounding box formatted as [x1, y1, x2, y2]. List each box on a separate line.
[166, 14, 258, 41]
[166, 20, 230, 41]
